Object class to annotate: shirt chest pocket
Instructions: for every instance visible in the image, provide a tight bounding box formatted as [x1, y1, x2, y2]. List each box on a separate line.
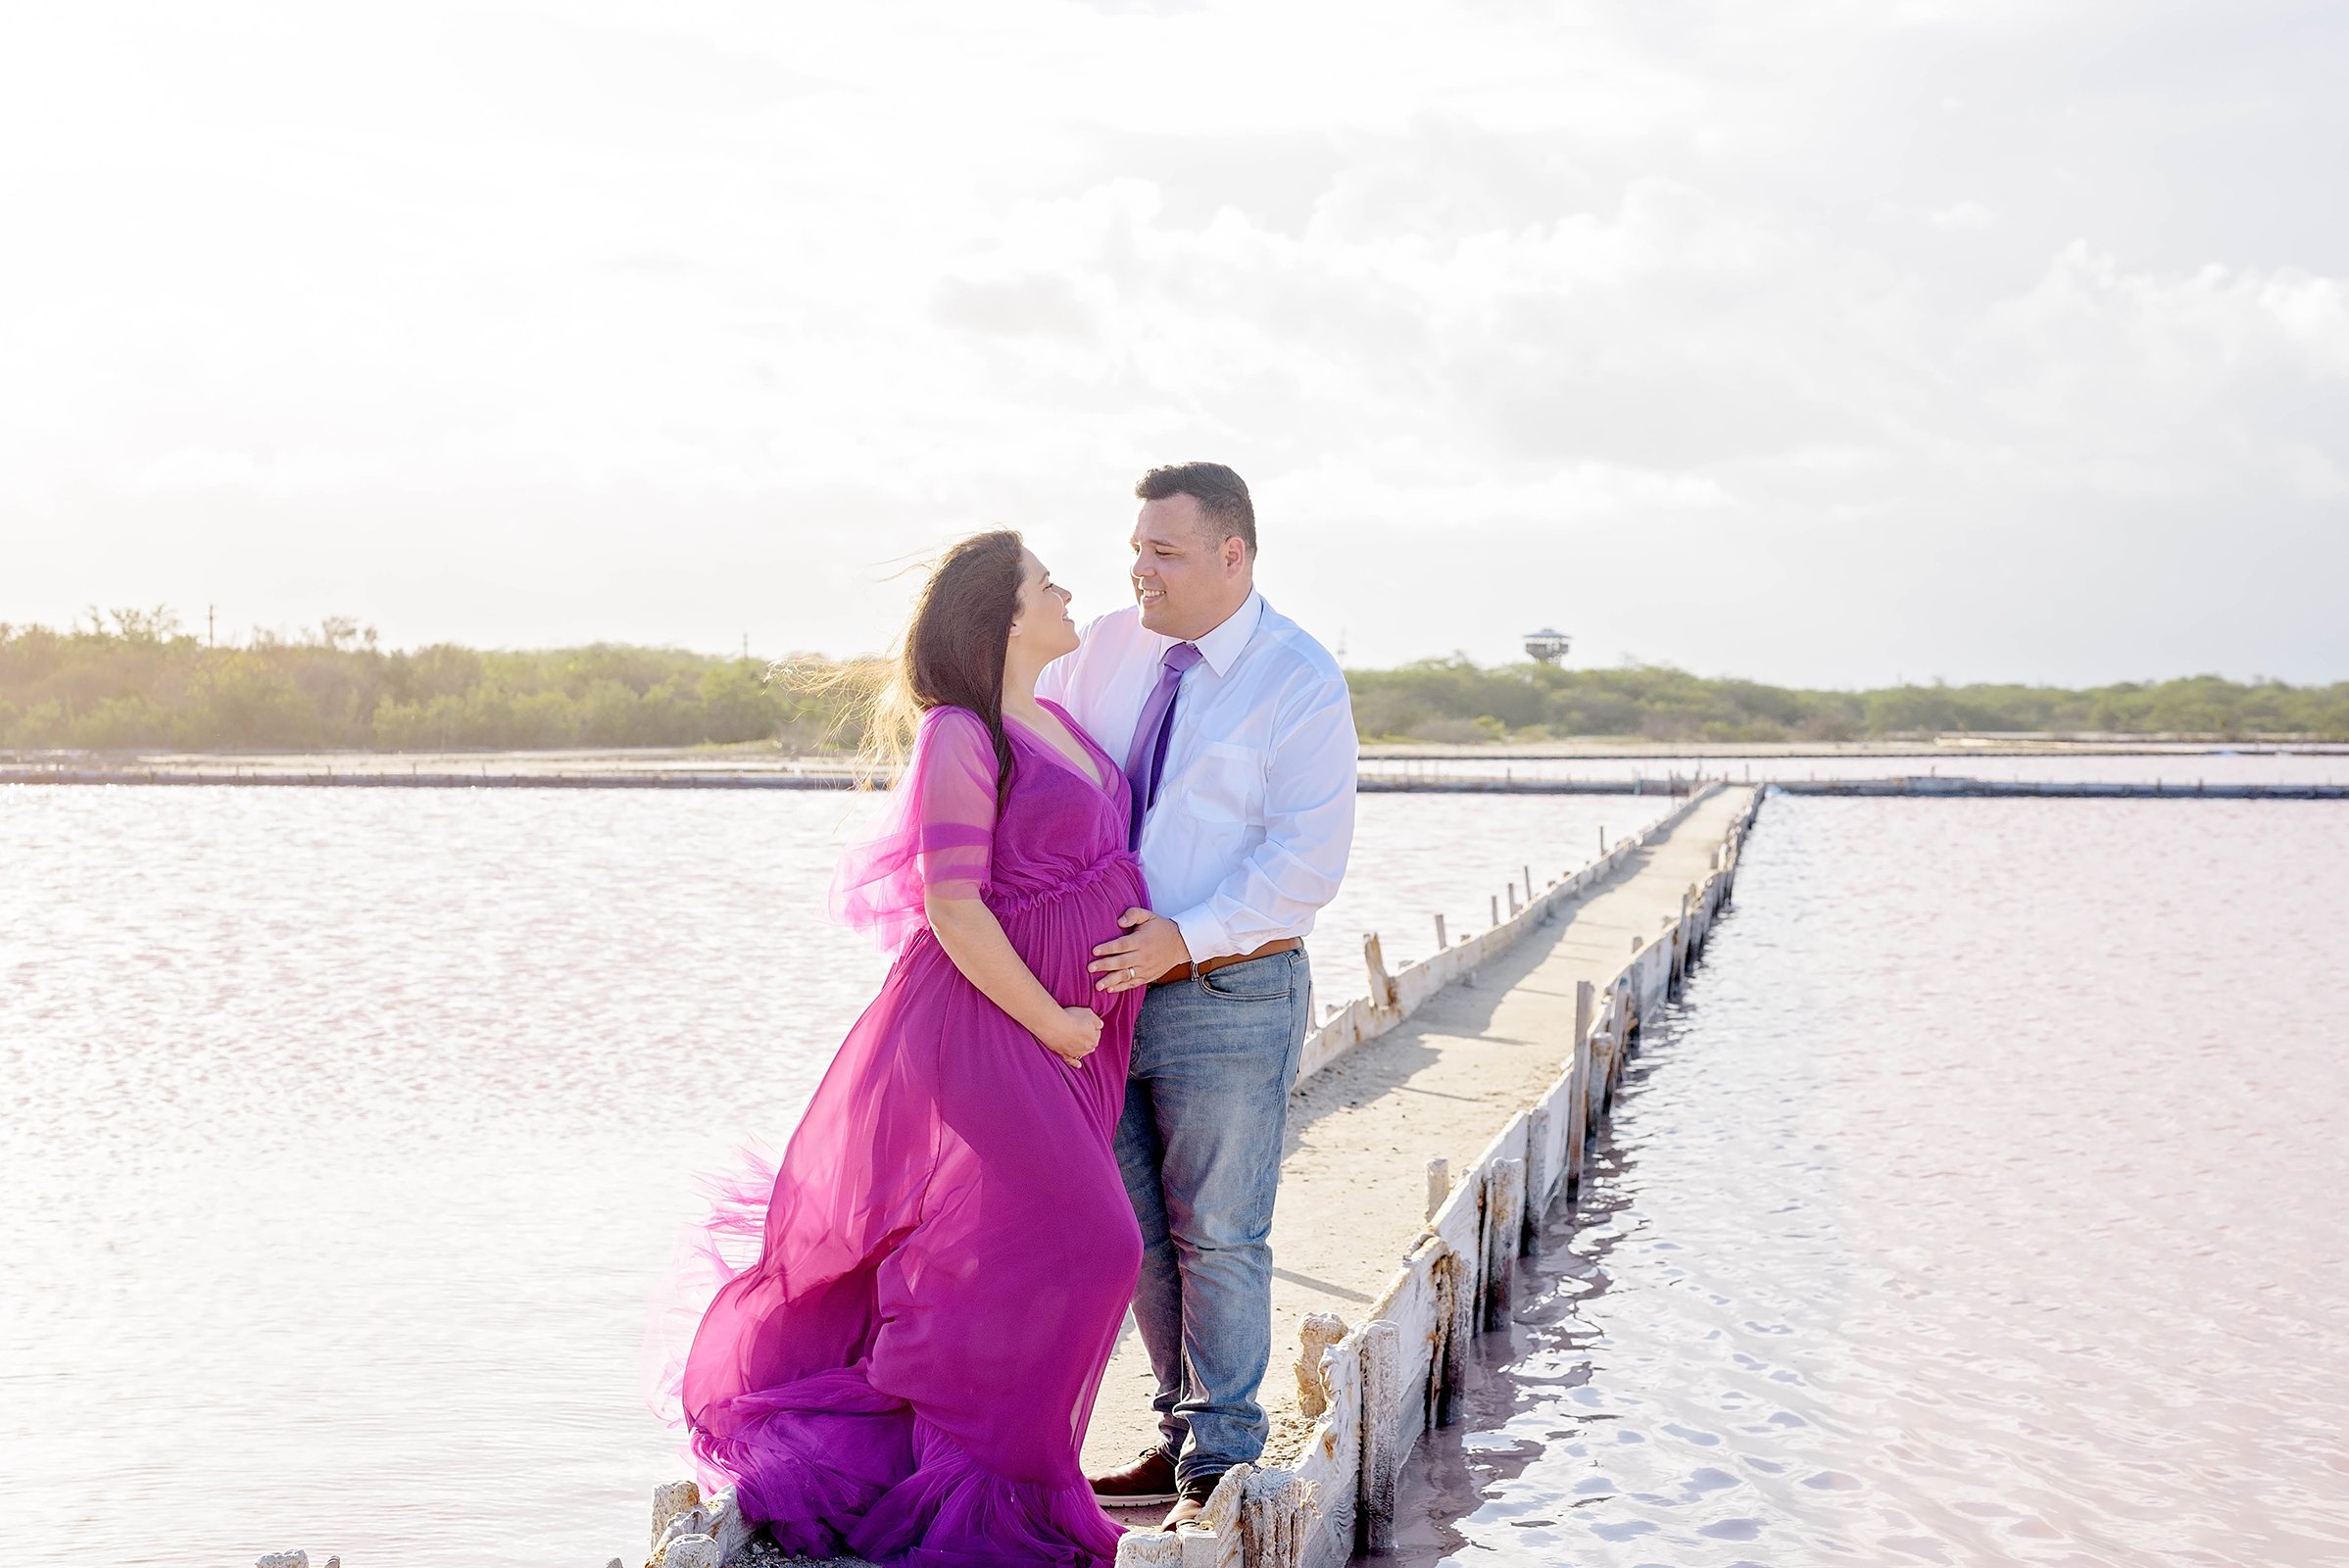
[1170, 740, 1264, 825]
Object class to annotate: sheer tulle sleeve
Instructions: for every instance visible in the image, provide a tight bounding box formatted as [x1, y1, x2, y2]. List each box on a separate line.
[828, 706, 1000, 950]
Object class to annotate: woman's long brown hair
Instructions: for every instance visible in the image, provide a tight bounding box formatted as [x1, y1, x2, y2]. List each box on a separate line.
[772, 529, 1026, 804]
[775, 530, 1024, 803]
[893, 529, 1023, 807]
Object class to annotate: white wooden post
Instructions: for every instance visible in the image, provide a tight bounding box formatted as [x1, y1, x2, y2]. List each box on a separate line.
[1440, 1245, 1473, 1425]
[1523, 1104, 1551, 1252]
[1241, 1468, 1307, 1568]
[1362, 932, 1397, 1011]
[1482, 1158, 1524, 1330]
[1567, 979, 1593, 1195]
[1359, 1320, 1402, 1554]
[1294, 1312, 1348, 1419]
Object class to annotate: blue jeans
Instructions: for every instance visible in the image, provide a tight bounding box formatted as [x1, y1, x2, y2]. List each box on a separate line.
[1115, 948, 1312, 1487]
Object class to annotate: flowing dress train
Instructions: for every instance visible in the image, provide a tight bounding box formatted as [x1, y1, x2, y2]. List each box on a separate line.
[680, 701, 1147, 1567]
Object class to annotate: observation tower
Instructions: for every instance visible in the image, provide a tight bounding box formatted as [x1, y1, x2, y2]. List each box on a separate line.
[1523, 627, 1572, 664]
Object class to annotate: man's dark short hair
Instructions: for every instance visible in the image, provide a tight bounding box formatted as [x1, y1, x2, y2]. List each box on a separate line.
[1136, 462, 1256, 555]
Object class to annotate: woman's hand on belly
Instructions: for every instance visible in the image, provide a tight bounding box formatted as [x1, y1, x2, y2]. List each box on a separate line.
[928, 889, 1110, 1063]
[1040, 1004, 1104, 1064]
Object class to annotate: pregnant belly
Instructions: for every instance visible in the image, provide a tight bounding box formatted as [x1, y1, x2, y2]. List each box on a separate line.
[991, 858, 1151, 1009]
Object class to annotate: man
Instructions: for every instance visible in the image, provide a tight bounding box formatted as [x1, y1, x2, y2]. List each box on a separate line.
[1038, 461, 1357, 1530]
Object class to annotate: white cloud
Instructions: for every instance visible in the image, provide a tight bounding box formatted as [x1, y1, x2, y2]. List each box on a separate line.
[1928, 201, 1998, 230]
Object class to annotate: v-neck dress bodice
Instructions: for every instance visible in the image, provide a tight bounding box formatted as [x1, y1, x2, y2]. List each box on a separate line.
[1010, 700, 1120, 800]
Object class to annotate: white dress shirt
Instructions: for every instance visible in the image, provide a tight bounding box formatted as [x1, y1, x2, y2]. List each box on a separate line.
[1038, 590, 1357, 964]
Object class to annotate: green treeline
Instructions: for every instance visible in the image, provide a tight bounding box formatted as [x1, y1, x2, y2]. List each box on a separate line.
[1347, 658, 2349, 743]
[0, 612, 843, 753]
[4, 613, 2344, 751]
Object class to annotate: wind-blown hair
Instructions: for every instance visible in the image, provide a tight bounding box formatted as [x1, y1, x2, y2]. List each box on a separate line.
[856, 529, 1024, 806]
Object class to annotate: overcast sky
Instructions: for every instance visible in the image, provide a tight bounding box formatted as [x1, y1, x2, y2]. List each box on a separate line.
[4, 0, 2344, 686]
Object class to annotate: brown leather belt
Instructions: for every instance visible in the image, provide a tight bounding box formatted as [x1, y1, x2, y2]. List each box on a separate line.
[1150, 937, 1302, 988]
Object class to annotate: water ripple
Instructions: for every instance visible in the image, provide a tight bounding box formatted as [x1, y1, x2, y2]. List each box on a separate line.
[1385, 799, 2349, 1568]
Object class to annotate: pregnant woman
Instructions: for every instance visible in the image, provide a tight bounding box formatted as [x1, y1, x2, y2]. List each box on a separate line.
[676, 530, 1147, 1566]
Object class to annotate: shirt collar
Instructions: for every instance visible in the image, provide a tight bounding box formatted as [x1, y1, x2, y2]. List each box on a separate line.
[1170, 589, 1263, 678]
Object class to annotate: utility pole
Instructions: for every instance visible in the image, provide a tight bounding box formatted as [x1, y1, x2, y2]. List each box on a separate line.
[208, 605, 216, 647]
[742, 632, 750, 661]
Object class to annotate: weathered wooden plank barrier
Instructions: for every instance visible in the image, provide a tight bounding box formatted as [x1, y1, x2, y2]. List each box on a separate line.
[1121, 786, 1763, 1568]
[1294, 782, 1731, 1085]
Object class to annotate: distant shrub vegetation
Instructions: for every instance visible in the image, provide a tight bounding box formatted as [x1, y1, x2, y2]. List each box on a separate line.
[1346, 657, 2349, 743]
[4, 612, 2343, 751]
[0, 611, 858, 753]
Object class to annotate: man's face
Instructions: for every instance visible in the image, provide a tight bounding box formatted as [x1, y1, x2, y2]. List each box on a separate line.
[1130, 494, 1245, 639]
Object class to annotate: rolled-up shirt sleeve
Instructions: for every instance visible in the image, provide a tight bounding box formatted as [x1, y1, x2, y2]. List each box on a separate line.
[1168, 671, 1357, 962]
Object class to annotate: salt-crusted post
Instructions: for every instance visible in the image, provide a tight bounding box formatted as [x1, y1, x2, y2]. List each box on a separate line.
[1195, 1467, 1249, 1567]
[1566, 979, 1594, 1197]
[1617, 970, 1635, 1077]
[1121, 1467, 1249, 1567]
[1584, 991, 1608, 1138]
[1604, 970, 1634, 1113]
[1522, 1103, 1551, 1251]
[1358, 1319, 1403, 1554]
[1243, 1470, 1308, 1568]
[1363, 932, 1398, 1011]
[1668, 906, 1687, 999]
[646, 1481, 737, 1568]
[1294, 1312, 1349, 1419]
[650, 1482, 701, 1552]
[1482, 1157, 1524, 1330]
[1439, 1245, 1474, 1425]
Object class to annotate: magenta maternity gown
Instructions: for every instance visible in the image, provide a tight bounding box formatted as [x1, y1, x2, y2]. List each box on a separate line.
[681, 701, 1148, 1567]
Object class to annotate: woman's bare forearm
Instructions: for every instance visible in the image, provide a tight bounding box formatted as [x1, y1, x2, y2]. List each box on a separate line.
[924, 892, 1085, 1043]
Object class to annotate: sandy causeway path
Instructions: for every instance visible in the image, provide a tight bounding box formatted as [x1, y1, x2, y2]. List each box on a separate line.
[1081, 786, 1757, 1502]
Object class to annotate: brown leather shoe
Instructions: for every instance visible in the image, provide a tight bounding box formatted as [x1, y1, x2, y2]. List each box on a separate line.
[1158, 1474, 1225, 1532]
[1089, 1447, 1178, 1508]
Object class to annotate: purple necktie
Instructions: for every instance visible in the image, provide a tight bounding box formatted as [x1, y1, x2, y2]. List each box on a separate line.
[1122, 642, 1203, 849]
